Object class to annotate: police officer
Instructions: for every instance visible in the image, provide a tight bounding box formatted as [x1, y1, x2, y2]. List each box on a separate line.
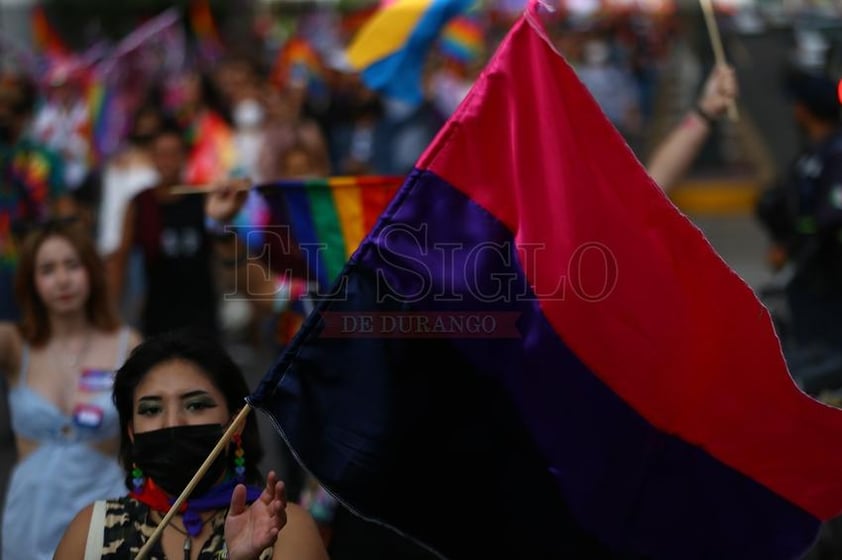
[756, 66, 842, 394]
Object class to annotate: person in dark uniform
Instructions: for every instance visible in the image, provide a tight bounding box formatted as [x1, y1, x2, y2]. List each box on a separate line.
[756, 67, 842, 395]
[758, 65, 842, 560]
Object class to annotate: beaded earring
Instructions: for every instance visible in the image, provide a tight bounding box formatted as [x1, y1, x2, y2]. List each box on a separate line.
[233, 434, 246, 481]
[131, 464, 145, 492]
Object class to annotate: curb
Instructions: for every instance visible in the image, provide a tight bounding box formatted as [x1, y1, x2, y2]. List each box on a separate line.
[668, 179, 761, 216]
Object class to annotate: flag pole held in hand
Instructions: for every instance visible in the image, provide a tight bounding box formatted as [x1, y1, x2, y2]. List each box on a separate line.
[700, 0, 739, 121]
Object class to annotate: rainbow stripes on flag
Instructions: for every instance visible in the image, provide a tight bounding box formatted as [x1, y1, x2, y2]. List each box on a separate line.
[270, 37, 327, 99]
[259, 176, 403, 291]
[85, 76, 114, 164]
[439, 13, 484, 63]
[183, 111, 237, 185]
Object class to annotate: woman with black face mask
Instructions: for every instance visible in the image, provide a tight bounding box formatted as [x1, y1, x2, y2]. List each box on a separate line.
[54, 331, 328, 560]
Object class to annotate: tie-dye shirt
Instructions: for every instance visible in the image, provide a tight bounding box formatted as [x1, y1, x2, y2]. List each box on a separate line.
[0, 137, 65, 319]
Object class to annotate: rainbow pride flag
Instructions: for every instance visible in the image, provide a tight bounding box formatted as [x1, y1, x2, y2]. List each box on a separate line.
[270, 37, 327, 99]
[183, 111, 237, 185]
[84, 75, 114, 164]
[439, 12, 485, 63]
[259, 176, 403, 291]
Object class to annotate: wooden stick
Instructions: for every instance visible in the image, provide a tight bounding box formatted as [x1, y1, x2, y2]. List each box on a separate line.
[170, 179, 252, 196]
[134, 405, 253, 560]
[169, 185, 246, 195]
[699, 0, 739, 122]
[170, 176, 405, 195]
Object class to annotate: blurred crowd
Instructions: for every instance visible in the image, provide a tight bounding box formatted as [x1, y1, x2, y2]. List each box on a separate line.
[0, 2, 687, 341]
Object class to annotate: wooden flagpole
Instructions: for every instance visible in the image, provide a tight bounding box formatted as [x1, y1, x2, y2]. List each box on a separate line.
[134, 404, 253, 560]
[699, 0, 739, 122]
[169, 175, 405, 196]
[169, 183, 252, 195]
[169, 177, 252, 196]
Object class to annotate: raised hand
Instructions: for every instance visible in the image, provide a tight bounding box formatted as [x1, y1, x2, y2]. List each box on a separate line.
[204, 177, 250, 224]
[225, 471, 288, 560]
[698, 64, 739, 120]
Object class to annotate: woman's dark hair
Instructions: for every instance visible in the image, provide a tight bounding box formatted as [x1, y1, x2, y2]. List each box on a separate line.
[153, 115, 188, 146]
[0, 73, 37, 116]
[196, 70, 231, 125]
[113, 330, 264, 489]
[128, 101, 166, 147]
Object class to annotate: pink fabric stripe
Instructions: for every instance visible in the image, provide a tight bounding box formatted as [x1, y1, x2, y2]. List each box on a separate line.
[417, 11, 842, 520]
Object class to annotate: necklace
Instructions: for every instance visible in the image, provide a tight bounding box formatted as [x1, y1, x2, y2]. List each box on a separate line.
[152, 509, 226, 560]
[52, 328, 93, 370]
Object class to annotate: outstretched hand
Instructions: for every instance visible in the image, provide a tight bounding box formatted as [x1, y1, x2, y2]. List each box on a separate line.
[225, 471, 287, 560]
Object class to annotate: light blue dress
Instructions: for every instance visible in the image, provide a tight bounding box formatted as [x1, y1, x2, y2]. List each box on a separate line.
[2, 328, 130, 560]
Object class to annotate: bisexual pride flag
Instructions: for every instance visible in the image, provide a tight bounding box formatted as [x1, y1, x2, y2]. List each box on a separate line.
[249, 3, 842, 558]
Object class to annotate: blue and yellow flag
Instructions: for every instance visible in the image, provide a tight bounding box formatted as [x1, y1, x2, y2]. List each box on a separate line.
[345, 0, 473, 106]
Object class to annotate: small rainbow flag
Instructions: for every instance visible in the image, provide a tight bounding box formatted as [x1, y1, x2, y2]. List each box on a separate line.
[188, 0, 225, 63]
[31, 6, 68, 57]
[85, 75, 114, 164]
[439, 13, 485, 63]
[270, 37, 327, 99]
[184, 111, 237, 185]
[259, 176, 404, 291]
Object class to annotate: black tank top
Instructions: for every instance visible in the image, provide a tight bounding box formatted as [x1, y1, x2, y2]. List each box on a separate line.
[133, 188, 218, 337]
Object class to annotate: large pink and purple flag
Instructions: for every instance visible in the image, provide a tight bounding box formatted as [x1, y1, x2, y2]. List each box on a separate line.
[249, 3, 842, 558]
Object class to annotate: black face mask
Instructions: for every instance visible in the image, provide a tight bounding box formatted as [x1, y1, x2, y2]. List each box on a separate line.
[131, 424, 227, 497]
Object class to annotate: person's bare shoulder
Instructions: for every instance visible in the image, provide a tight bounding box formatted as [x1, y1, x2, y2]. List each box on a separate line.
[272, 503, 329, 560]
[125, 327, 143, 354]
[54, 502, 95, 560]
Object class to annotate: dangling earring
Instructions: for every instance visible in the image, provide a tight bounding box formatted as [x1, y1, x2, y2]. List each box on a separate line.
[131, 464, 145, 493]
[233, 434, 246, 482]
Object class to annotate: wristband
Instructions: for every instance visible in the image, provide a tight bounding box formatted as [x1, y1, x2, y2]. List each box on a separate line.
[693, 104, 717, 127]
